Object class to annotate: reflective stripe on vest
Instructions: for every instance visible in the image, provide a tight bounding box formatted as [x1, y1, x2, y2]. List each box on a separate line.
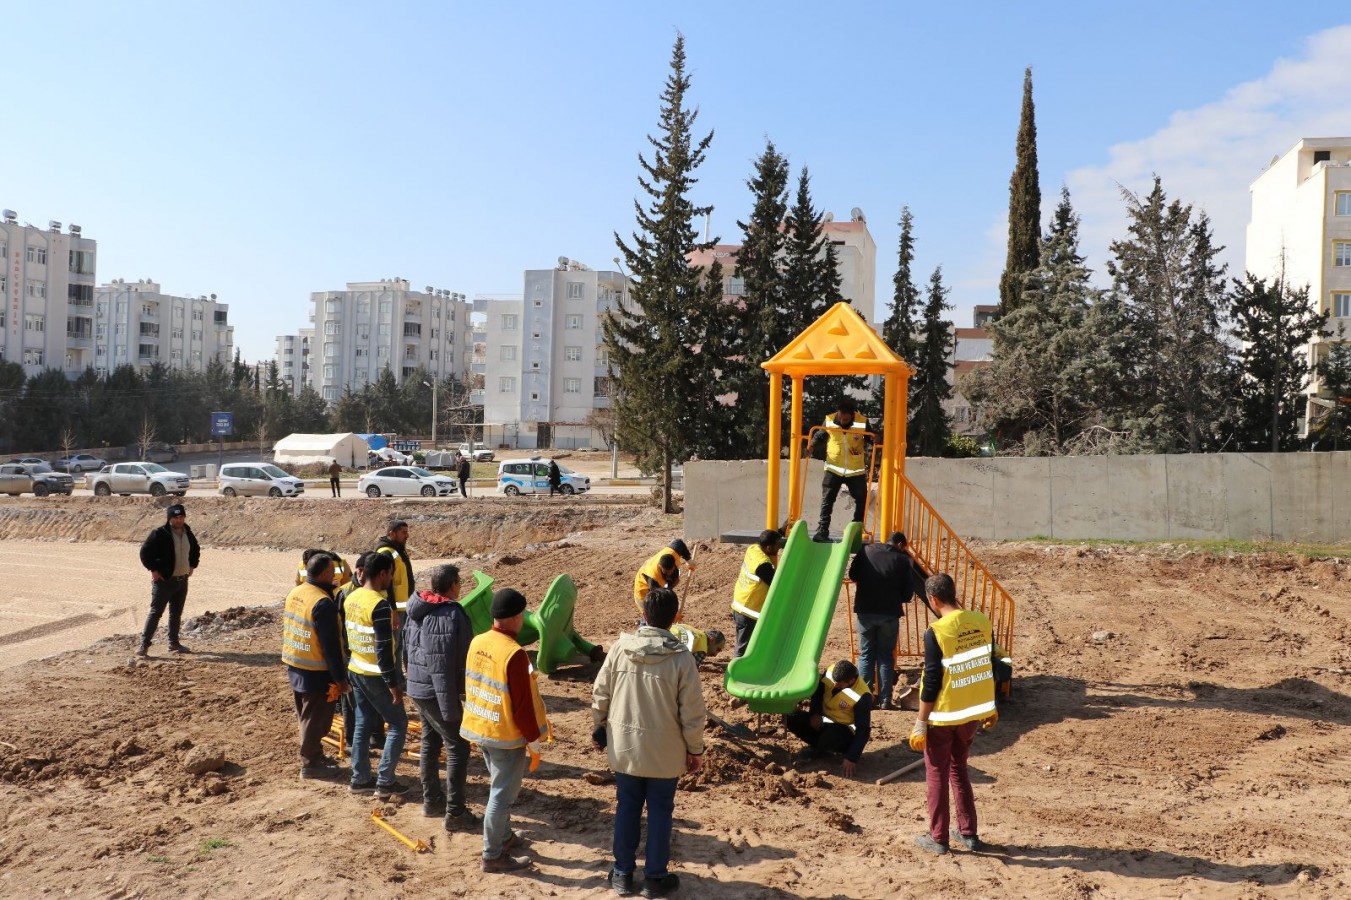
[730, 544, 774, 619]
[344, 587, 391, 677]
[460, 629, 550, 749]
[281, 583, 329, 671]
[671, 623, 707, 656]
[295, 557, 350, 589]
[821, 672, 871, 731]
[823, 415, 868, 477]
[376, 546, 410, 610]
[924, 609, 997, 725]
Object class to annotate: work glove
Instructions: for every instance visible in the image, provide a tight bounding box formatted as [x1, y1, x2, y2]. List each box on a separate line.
[591, 726, 608, 749]
[981, 710, 998, 731]
[325, 682, 342, 703]
[527, 740, 543, 773]
[908, 720, 928, 752]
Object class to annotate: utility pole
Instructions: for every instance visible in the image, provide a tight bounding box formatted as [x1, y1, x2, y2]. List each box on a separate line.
[424, 380, 439, 447]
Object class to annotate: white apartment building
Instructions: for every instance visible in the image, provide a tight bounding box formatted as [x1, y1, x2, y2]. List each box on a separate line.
[480, 262, 626, 449]
[1, 211, 97, 377]
[1247, 138, 1351, 431]
[305, 279, 471, 401]
[274, 329, 314, 395]
[93, 280, 233, 375]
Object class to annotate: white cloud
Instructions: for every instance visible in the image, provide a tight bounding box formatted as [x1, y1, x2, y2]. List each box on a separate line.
[1066, 25, 1351, 282]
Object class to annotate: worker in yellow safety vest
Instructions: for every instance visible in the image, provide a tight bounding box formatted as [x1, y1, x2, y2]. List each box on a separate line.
[375, 519, 415, 616]
[670, 623, 726, 665]
[460, 588, 551, 874]
[281, 553, 349, 780]
[810, 398, 871, 543]
[909, 571, 998, 856]
[295, 548, 351, 590]
[728, 529, 783, 658]
[632, 539, 693, 619]
[783, 659, 873, 778]
[343, 553, 409, 800]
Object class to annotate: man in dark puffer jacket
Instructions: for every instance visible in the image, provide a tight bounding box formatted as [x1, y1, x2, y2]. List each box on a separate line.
[405, 564, 479, 830]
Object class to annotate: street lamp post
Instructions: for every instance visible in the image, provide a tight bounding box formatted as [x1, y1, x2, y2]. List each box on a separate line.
[423, 379, 438, 448]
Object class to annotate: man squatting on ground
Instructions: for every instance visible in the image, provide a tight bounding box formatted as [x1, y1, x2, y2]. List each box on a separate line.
[344, 552, 409, 800]
[729, 528, 782, 658]
[909, 572, 999, 855]
[785, 659, 873, 778]
[281, 553, 349, 779]
[633, 538, 693, 621]
[137, 503, 200, 656]
[592, 586, 706, 899]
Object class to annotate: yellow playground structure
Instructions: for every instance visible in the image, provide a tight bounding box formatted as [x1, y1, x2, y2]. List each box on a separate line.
[724, 302, 1016, 712]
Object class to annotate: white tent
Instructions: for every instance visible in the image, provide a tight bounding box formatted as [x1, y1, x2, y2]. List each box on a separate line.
[272, 433, 370, 468]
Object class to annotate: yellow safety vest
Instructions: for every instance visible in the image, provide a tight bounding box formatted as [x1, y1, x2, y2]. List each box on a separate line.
[821, 672, 872, 730]
[632, 550, 685, 614]
[730, 544, 775, 619]
[344, 586, 394, 677]
[295, 556, 351, 589]
[460, 629, 552, 750]
[281, 582, 330, 671]
[823, 415, 868, 477]
[921, 609, 996, 726]
[376, 545, 411, 611]
[671, 623, 708, 656]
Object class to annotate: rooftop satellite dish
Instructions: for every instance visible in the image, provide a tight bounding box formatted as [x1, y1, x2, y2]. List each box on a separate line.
[558, 256, 570, 268]
[850, 207, 865, 222]
[823, 211, 834, 223]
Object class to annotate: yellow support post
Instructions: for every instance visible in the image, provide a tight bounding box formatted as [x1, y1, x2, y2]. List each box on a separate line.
[766, 371, 782, 531]
[787, 374, 805, 525]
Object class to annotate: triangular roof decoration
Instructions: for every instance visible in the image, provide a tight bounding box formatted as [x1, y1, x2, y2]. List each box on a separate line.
[763, 302, 915, 377]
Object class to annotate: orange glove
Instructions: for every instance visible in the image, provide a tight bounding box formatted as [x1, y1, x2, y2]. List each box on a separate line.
[527, 741, 543, 773]
[908, 721, 928, 752]
[981, 709, 998, 731]
[325, 682, 342, 703]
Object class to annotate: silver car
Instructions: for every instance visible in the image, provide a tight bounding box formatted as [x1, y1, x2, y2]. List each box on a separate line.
[0, 463, 75, 497]
[218, 463, 305, 498]
[357, 466, 456, 498]
[88, 462, 190, 497]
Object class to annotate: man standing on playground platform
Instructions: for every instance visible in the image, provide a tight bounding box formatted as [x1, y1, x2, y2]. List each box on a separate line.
[849, 531, 921, 709]
[811, 399, 870, 542]
[729, 529, 783, 658]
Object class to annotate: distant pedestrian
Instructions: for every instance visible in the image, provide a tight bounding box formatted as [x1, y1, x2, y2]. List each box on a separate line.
[548, 459, 562, 496]
[329, 459, 342, 497]
[282, 553, 349, 780]
[136, 503, 200, 656]
[849, 531, 921, 709]
[457, 453, 471, 498]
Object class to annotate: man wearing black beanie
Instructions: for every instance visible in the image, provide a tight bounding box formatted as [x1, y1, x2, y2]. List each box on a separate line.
[136, 503, 200, 656]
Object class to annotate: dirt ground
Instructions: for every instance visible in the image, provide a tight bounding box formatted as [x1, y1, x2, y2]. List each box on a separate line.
[1, 495, 1348, 898]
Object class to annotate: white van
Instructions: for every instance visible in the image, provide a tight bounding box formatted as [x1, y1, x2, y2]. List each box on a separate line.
[218, 462, 305, 498]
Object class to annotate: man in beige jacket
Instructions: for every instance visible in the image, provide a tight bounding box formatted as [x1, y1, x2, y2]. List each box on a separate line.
[592, 587, 706, 899]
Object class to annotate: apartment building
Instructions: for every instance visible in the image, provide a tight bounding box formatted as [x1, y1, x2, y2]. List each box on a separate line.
[93, 279, 234, 375]
[1247, 138, 1351, 431]
[1, 211, 97, 377]
[479, 261, 626, 449]
[304, 279, 471, 401]
[274, 329, 314, 395]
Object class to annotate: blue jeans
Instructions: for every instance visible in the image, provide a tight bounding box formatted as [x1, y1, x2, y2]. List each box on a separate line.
[480, 745, 527, 860]
[350, 673, 408, 788]
[613, 772, 678, 879]
[856, 613, 899, 703]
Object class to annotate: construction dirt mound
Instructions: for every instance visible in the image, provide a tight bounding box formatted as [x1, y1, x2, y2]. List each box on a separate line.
[0, 501, 1348, 898]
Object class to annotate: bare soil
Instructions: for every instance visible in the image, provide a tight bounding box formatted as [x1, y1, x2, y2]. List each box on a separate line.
[1, 495, 1349, 898]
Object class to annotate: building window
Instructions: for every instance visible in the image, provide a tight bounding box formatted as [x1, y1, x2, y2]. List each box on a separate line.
[499, 376, 516, 393]
[379, 323, 391, 336]
[69, 250, 94, 274]
[566, 282, 583, 300]
[25, 314, 44, 333]
[532, 331, 542, 340]
[172, 328, 183, 339]
[566, 314, 583, 330]
[24, 349, 43, 366]
[726, 276, 745, 296]
[565, 377, 581, 393]
[324, 342, 338, 358]
[323, 365, 336, 379]
[325, 321, 340, 335]
[191, 330, 202, 341]
[501, 314, 518, 330]
[598, 348, 610, 365]
[26, 280, 46, 299]
[403, 323, 421, 337]
[323, 386, 339, 401]
[26, 246, 47, 265]
[1334, 293, 1351, 318]
[0, 275, 5, 295]
[355, 347, 368, 357]
[1338, 193, 1351, 217]
[325, 298, 341, 313]
[377, 345, 389, 358]
[501, 345, 517, 361]
[357, 324, 370, 340]
[594, 376, 611, 396]
[1336, 241, 1351, 267]
[357, 299, 370, 317]
[529, 391, 540, 401]
[564, 346, 582, 361]
[533, 299, 543, 308]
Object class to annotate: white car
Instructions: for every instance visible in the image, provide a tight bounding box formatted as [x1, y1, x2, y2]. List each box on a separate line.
[370, 446, 413, 466]
[357, 465, 457, 498]
[496, 458, 591, 496]
[88, 462, 190, 497]
[218, 462, 305, 498]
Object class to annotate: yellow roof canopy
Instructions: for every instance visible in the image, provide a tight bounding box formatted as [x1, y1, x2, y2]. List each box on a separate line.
[762, 302, 914, 377]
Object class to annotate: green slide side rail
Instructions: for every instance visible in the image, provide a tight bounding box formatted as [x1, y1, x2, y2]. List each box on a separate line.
[723, 520, 860, 714]
[456, 569, 596, 674]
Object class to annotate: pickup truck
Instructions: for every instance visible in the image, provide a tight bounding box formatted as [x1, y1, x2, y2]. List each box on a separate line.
[458, 443, 495, 463]
[0, 462, 75, 497]
[88, 462, 191, 497]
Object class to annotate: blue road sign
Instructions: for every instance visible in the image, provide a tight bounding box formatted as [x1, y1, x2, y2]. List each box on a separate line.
[211, 412, 234, 436]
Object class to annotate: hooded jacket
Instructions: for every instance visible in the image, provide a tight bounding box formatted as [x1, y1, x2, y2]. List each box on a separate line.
[404, 589, 473, 722]
[592, 626, 706, 778]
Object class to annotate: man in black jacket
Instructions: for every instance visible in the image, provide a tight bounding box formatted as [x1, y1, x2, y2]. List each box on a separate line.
[848, 531, 920, 710]
[457, 454, 472, 498]
[136, 503, 201, 656]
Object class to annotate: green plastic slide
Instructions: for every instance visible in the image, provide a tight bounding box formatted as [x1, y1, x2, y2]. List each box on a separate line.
[724, 520, 861, 713]
[455, 570, 596, 674]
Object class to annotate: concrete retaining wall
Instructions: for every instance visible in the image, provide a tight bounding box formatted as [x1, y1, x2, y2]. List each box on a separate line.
[685, 452, 1351, 543]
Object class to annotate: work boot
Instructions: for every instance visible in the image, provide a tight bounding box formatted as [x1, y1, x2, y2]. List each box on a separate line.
[422, 794, 446, 817]
[168, 642, 191, 654]
[444, 808, 481, 832]
[481, 854, 532, 873]
[503, 830, 531, 851]
[812, 530, 830, 543]
[300, 755, 344, 780]
[640, 873, 680, 898]
[608, 869, 635, 896]
[913, 834, 949, 856]
[134, 645, 149, 658]
[877, 697, 895, 711]
[950, 829, 982, 851]
[374, 779, 411, 800]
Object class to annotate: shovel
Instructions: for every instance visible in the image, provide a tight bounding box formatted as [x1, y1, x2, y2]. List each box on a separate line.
[706, 709, 756, 741]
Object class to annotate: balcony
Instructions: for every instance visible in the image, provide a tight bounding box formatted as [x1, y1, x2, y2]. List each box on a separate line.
[403, 323, 422, 338]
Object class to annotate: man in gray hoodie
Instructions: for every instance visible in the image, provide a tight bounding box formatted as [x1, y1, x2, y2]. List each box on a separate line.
[592, 587, 706, 899]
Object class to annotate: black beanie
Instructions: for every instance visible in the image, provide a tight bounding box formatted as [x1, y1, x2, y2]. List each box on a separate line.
[166, 504, 187, 520]
[490, 588, 527, 619]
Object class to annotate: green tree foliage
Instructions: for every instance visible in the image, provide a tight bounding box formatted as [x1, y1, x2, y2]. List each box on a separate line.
[1104, 177, 1234, 453]
[1311, 326, 1351, 450]
[1228, 273, 1327, 452]
[998, 67, 1041, 316]
[908, 267, 955, 456]
[964, 188, 1103, 454]
[874, 206, 921, 419]
[605, 34, 722, 511]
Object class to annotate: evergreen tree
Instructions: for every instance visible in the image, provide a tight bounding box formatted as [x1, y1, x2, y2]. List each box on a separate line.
[875, 206, 921, 417]
[1311, 326, 1351, 450]
[605, 34, 721, 511]
[1228, 273, 1326, 451]
[965, 188, 1102, 453]
[998, 67, 1041, 316]
[293, 384, 331, 433]
[908, 267, 955, 456]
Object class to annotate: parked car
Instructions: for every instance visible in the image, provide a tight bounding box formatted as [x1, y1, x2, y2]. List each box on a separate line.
[0, 462, 75, 497]
[357, 465, 457, 498]
[128, 441, 179, 464]
[458, 443, 495, 463]
[53, 453, 109, 474]
[87, 462, 190, 497]
[218, 462, 305, 498]
[496, 457, 591, 496]
[9, 457, 49, 467]
[369, 446, 413, 466]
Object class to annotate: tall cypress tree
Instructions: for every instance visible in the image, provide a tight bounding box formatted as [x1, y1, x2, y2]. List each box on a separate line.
[998, 67, 1042, 316]
[908, 267, 955, 456]
[874, 206, 921, 417]
[605, 35, 720, 510]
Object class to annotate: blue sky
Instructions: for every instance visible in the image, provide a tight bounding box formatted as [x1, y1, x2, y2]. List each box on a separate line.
[6, 2, 1350, 362]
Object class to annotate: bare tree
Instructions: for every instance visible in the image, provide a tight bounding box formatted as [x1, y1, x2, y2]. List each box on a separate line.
[136, 414, 158, 459]
[59, 427, 77, 463]
[586, 381, 618, 449]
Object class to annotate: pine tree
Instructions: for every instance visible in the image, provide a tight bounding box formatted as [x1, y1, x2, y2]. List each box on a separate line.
[1312, 326, 1351, 450]
[998, 67, 1041, 316]
[908, 267, 954, 456]
[875, 206, 921, 417]
[605, 34, 721, 511]
[1228, 273, 1327, 451]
